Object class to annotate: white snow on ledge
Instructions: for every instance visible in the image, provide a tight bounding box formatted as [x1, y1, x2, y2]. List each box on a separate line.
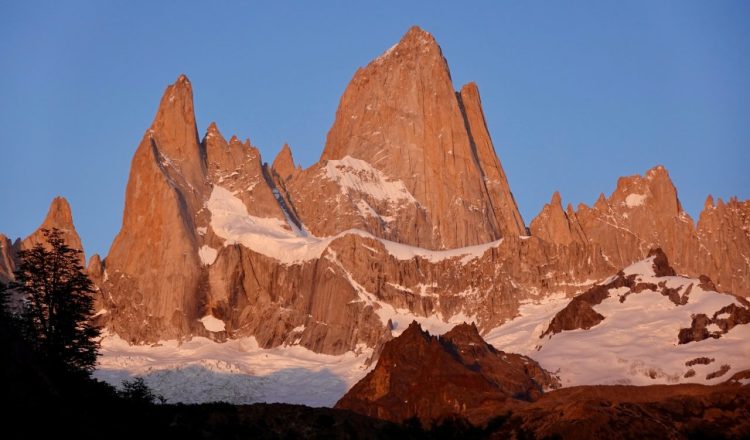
[625, 193, 647, 208]
[200, 315, 226, 332]
[198, 245, 218, 265]
[207, 185, 502, 265]
[323, 156, 417, 204]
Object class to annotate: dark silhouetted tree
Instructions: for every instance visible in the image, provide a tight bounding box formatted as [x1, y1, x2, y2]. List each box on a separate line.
[0, 281, 9, 318]
[119, 377, 165, 404]
[12, 228, 100, 375]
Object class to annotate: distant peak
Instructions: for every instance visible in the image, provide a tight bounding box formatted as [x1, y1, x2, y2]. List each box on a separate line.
[551, 191, 563, 207]
[646, 164, 670, 181]
[373, 25, 442, 65]
[459, 81, 480, 98]
[704, 195, 715, 210]
[42, 196, 74, 229]
[203, 121, 226, 146]
[176, 73, 190, 84]
[150, 75, 200, 157]
[403, 25, 435, 42]
[272, 143, 298, 180]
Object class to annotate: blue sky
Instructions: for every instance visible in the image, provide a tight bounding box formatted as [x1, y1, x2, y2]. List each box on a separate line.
[1, 1, 748, 258]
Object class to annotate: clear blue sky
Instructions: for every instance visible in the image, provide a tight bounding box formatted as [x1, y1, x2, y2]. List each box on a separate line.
[1, 1, 748, 258]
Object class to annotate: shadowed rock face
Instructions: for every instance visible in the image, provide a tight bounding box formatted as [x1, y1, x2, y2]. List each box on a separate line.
[506, 380, 750, 440]
[335, 321, 558, 425]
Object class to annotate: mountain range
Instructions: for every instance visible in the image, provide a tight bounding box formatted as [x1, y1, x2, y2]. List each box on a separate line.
[1, 26, 749, 432]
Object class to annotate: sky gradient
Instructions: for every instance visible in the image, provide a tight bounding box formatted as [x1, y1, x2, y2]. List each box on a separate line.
[1, 1, 748, 258]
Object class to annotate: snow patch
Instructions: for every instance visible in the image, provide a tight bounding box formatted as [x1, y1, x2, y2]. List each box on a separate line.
[198, 245, 218, 265]
[207, 185, 502, 265]
[323, 156, 417, 204]
[625, 193, 647, 208]
[200, 315, 226, 332]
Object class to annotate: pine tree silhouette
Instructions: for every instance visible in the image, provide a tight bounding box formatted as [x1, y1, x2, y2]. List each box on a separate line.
[12, 228, 100, 375]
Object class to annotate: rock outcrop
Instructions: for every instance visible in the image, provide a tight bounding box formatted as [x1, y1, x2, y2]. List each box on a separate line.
[335, 321, 558, 425]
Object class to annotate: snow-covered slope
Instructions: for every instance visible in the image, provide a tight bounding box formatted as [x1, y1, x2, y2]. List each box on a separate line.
[207, 184, 503, 265]
[94, 334, 374, 407]
[95, 248, 749, 406]
[486, 250, 750, 387]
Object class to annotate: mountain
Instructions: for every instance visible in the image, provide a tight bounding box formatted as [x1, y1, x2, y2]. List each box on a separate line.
[288, 26, 526, 249]
[335, 321, 558, 425]
[87, 26, 750, 355]
[0, 196, 85, 284]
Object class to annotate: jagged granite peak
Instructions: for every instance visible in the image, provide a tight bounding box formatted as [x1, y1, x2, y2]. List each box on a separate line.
[310, 26, 525, 249]
[530, 191, 585, 245]
[149, 74, 206, 190]
[272, 143, 299, 181]
[86, 253, 104, 282]
[21, 196, 85, 264]
[0, 197, 85, 281]
[203, 125, 287, 222]
[704, 194, 715, 210]
[40, 196, 74, 229]
[573, 165, 697, 269]
[457, 82, 526, 238]
[103, 75, 209, 342]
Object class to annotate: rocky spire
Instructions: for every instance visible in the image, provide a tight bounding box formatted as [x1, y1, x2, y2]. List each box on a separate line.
[149, 74, 205, 188]
[457, 82, 526, 237]
[314, 26, 525, 249]
[104, 75, 207, 342]
[530, 191, 582, 246]
[272, 143, 299, 181]
[21, 196, 85, 264]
